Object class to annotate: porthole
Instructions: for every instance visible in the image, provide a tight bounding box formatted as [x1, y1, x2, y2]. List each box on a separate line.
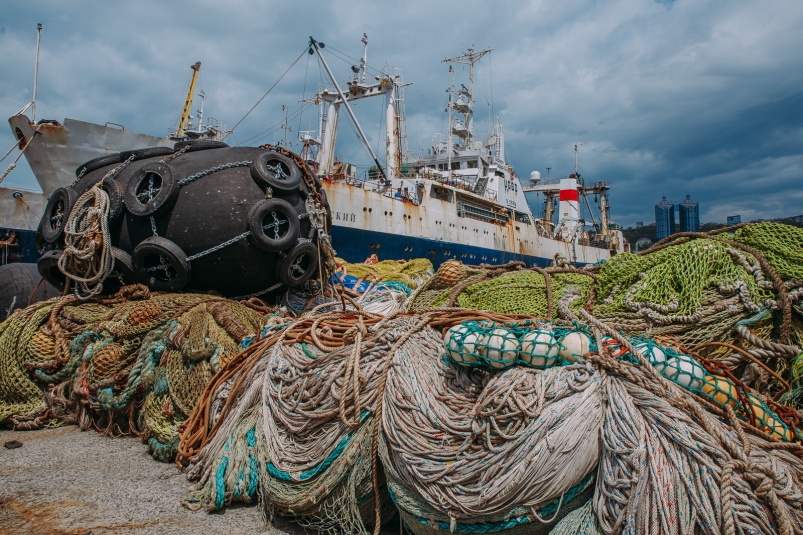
[363, 207, 367, 212]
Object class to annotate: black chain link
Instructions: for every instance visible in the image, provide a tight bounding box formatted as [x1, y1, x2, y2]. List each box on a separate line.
[177, 161, 251, 187]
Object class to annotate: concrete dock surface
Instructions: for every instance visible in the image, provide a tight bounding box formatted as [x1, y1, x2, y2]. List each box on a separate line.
[0, 426, 297, 535]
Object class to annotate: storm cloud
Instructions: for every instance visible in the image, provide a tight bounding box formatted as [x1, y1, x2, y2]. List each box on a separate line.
[1, 0, 801, 226]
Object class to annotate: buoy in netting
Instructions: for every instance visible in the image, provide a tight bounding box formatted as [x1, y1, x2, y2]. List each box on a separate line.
[519, 330, 558, 368]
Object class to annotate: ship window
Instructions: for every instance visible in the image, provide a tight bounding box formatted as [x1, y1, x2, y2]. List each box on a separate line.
[451, 162, 461, 170]
[495, 170, 504, 177]
[467, 160, 477, 168]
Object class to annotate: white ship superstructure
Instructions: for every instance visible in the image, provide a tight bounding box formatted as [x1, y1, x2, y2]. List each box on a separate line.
[303, 38, 626, 267]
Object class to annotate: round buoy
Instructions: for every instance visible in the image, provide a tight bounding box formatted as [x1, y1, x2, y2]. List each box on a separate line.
[519, 331, 558, 368]
[633, 342, 667, 374]
[98, 177, 126, 223]
[662, 354, 705, 390]
[173, 139, 229, 152]
[558, 331, 591, 363]
[444, 325, 472, 364]
[132, 236, 191, 292]
[75, 153, 122, 177]
[119, 147, 173, 161]
[485, 328, 518, 369]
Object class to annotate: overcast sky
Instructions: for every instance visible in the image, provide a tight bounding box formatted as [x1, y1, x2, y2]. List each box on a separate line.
[1, 0, 801, 227]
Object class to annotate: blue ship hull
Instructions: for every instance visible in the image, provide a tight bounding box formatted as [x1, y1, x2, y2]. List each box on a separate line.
[330, 225, 564, 269]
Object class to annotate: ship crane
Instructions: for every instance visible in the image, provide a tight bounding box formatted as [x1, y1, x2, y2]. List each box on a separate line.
[173, 61, 201, 139]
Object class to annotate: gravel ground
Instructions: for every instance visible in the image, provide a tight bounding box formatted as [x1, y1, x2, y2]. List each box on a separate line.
[0, 425, 305, 535]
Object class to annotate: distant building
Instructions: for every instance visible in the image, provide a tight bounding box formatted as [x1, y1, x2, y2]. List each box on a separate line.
[635, 237, 652, 251]
[794, 215, 803, 223]
[655, 197, 675, 240]
[678, 195, 699, 232]
[727, 215, 742, 226]
[635, 221, 643, 228]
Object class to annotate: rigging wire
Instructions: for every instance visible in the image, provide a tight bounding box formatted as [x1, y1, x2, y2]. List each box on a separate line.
[227, 47, 308, 137]
[167, 69, 193, 135]
[322, 45, 385, 78]
[236, 103, 312, 147]
[297, 52, 311, 140]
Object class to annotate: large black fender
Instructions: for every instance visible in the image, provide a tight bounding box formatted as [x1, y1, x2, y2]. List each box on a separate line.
[37, 249, 67, 292]
[173, 139, 229, 152]
[98, 177, 126, 223]
[0, 263, 59, 317]
[250, 151, 302, 193]
[247, 198, 300, 252]
[276, 240, 319, 287]
[120, 147, 174, 161]
[41, 188, 79, 244]
[132, 236, 191, 292]
[75, 153, 122, 177]
[124, 162, 180, 217]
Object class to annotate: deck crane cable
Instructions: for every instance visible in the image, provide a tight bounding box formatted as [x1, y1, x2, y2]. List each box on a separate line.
[227, 47, 308, 138]
[322, 44, 386, 78]
[239, 103, 311, 147]
[296, 51, 311, 140]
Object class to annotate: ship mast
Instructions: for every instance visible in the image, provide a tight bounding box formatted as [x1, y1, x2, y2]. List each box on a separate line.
[441, 45, 492, 146]
[309, 37, 388, 180]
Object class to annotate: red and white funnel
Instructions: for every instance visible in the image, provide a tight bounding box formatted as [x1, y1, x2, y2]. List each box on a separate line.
[557, 175, 581, 239]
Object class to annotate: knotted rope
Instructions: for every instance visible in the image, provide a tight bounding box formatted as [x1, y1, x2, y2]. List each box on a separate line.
[58, 185, 113, 299]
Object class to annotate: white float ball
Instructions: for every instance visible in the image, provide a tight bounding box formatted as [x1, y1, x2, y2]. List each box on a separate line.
[444, 325, 468, 362]
[519, 331, 558, 368]
[559, 332, 591, 363]
[485, 328, 519, 369]
[461, 332, 485, 365]
[634, 342, 667, 374]
[662, 353, 705, 390]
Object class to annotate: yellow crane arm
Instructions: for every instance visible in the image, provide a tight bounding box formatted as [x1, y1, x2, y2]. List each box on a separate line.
[176, 61, 201, 137]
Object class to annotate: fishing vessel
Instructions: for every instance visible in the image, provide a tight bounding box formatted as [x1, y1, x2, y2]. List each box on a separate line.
[301, 37, 626, 267]
[3, 31, 626, 274]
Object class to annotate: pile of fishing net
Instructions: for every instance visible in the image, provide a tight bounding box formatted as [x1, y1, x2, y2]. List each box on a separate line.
[177, 297, 803, 535]
[282, 257, 433, 316]
[0, 285, 276, 461]
[412, 223, 803, 411]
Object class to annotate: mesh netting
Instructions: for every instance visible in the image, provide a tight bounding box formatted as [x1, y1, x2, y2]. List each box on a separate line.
[443, 321, 593, 370]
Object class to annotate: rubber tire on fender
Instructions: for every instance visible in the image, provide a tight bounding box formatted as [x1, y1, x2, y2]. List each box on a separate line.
[99, 177, 125, 223]
[37, 249, 67, 292]
[172, 140, 229, 152]
[119, 147, 174, 161]
[124, 162, 180, 217]
[111, 247, 136, 283]
[247, 198, 300, 252]
[75, 153, 123, 177]
[250, 151, 301, 192]
[132, 236, 191, 292]
[277, 240, 319, 288]
[41, 188, 79, 243]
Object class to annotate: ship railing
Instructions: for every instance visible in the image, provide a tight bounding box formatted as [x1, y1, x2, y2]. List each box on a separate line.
[484, 189, 498, 202]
